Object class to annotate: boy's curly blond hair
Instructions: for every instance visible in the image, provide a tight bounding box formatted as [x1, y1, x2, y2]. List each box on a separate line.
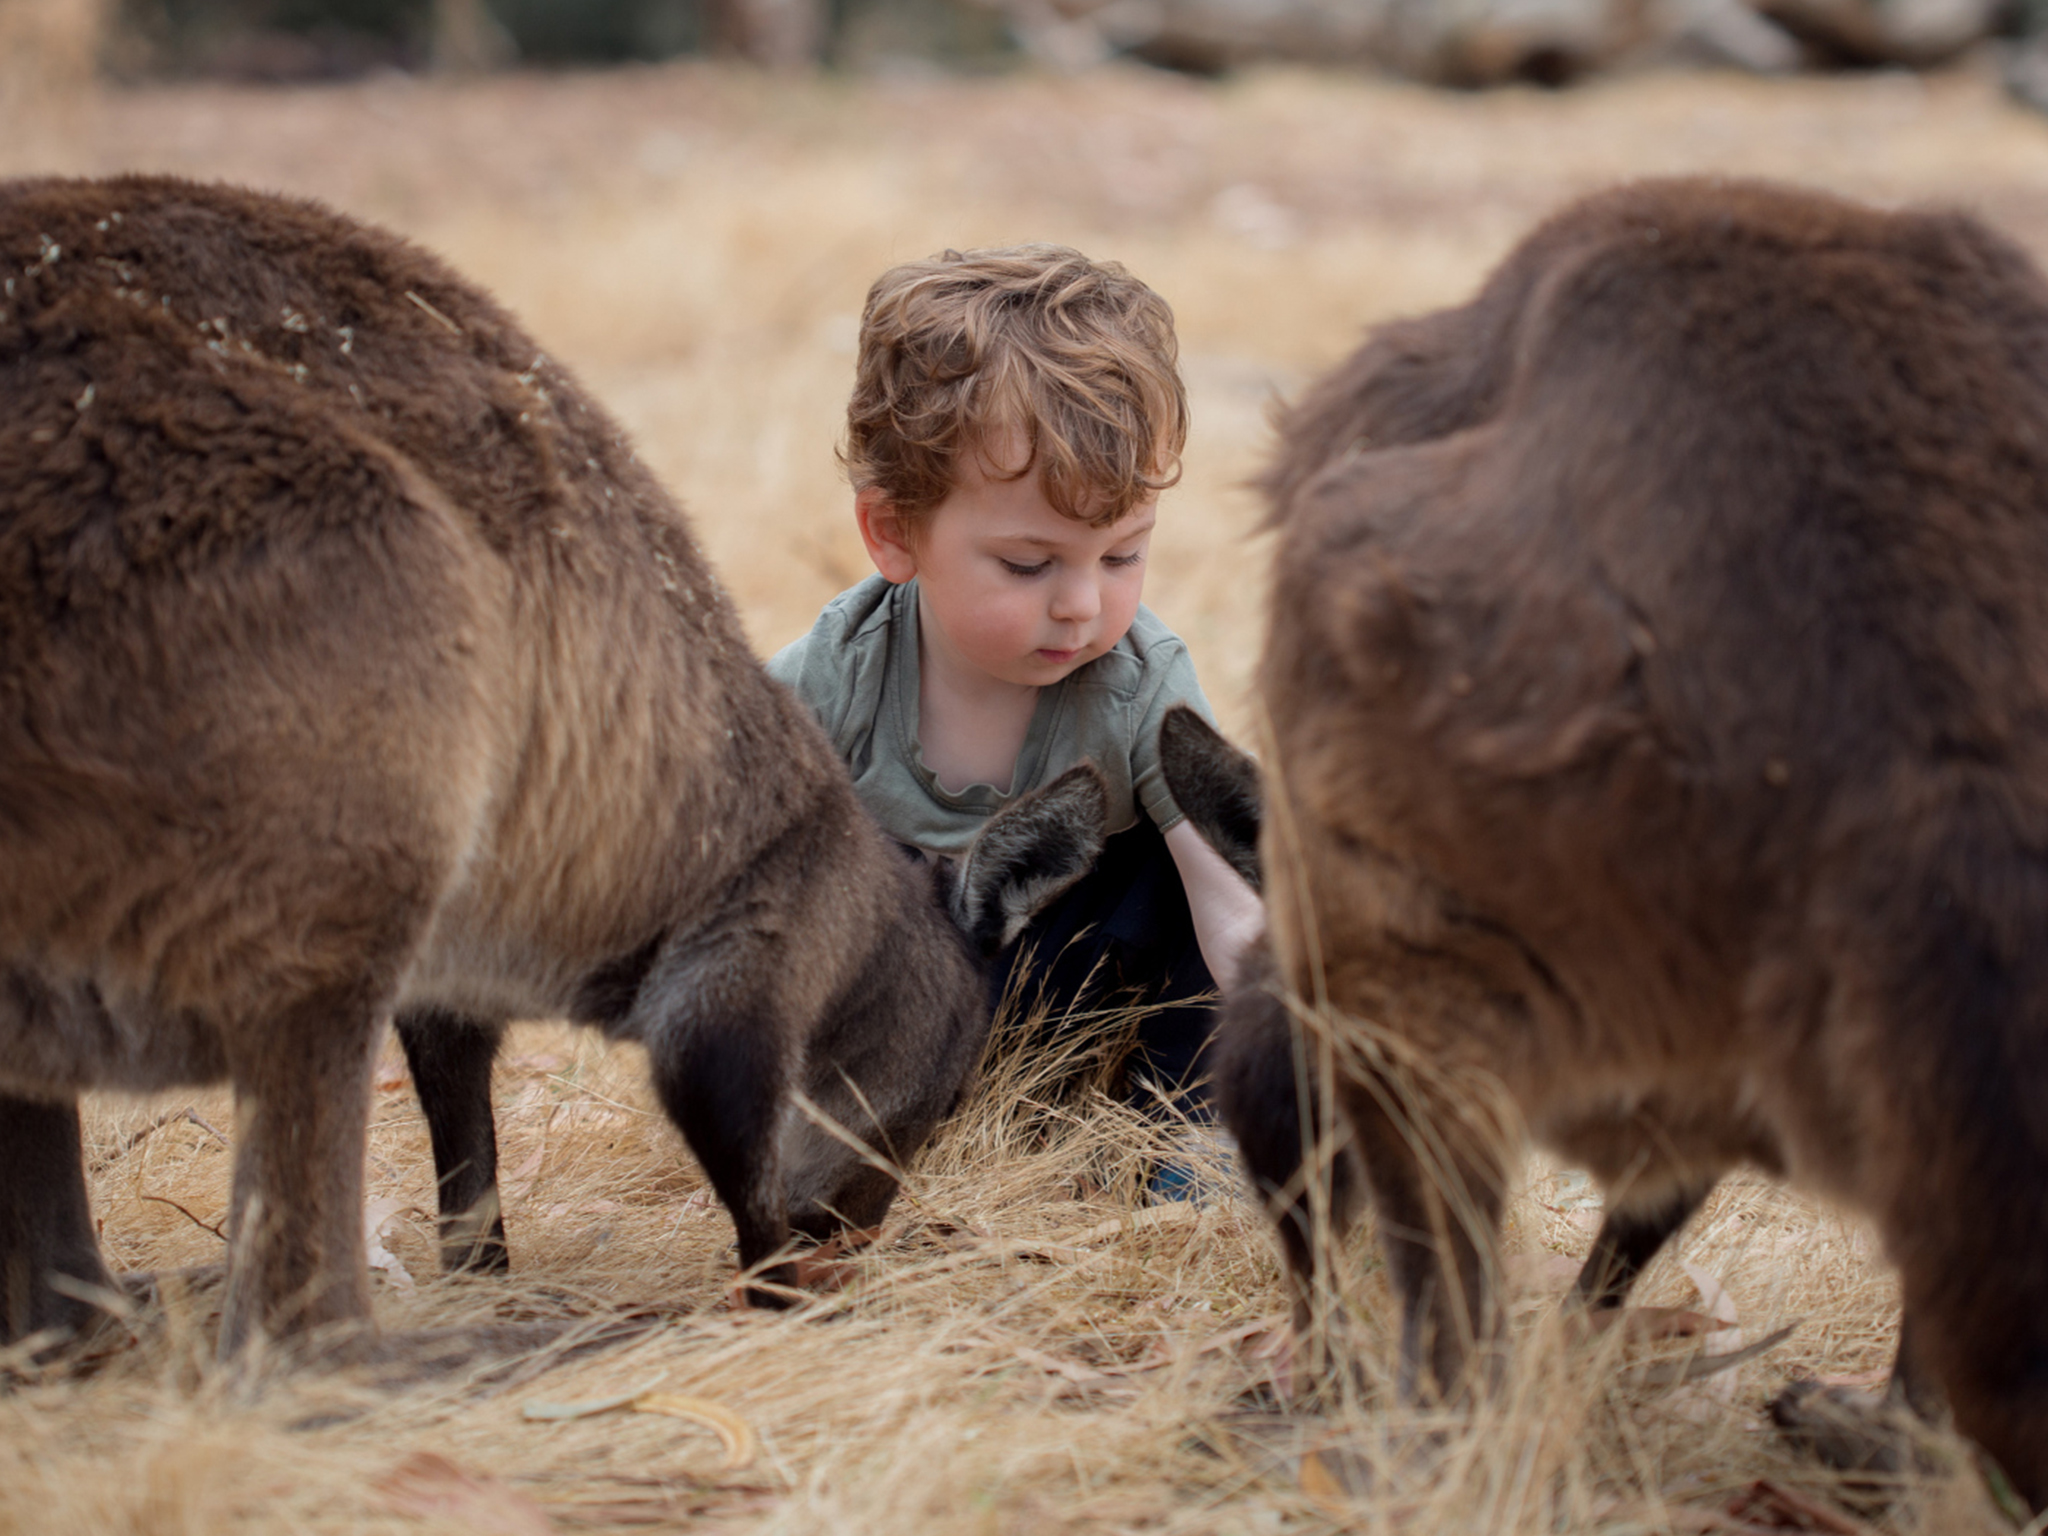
[842, 244, 1187, 530]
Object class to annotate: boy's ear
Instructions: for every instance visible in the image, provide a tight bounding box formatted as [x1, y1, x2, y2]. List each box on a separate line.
[855, 487, 920, 584]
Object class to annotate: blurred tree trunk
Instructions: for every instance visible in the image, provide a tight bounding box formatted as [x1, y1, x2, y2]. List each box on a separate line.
[978, 0, 1999, 79]
[1753, 0, 1998, 65]
[709, 0, 823, 64]
[432, 0, 516, 70]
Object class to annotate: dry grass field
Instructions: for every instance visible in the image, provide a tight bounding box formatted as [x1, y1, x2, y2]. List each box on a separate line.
[4, 54, 2048, 1535]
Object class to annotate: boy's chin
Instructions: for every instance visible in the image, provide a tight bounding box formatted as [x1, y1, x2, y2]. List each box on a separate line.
[1014, 648, 1095, 684]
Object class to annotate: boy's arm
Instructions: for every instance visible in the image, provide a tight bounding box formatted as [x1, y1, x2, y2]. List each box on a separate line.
[1125, 627, 1258, 986]
[1163, 820, 1263, 993]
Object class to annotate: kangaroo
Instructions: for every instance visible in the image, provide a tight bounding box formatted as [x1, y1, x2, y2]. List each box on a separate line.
[1158, 705, 1714, 1340]
[0, 173, 1105, 1361]
[396, 774, 1111, 1277]
[1241, 177, 2048, 1505]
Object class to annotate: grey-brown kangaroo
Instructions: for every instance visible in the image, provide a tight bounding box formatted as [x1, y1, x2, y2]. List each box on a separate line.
[1236, 178, 2048, 1506]
[0, 174, 1105, 1360]
[396, 773, 1110, 1278]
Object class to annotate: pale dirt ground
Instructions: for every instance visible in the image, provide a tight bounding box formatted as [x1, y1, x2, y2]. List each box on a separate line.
[1, 58, 2045, 1535]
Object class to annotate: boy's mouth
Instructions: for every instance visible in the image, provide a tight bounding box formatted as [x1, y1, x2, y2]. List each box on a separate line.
[1035, 647, 1081, 665]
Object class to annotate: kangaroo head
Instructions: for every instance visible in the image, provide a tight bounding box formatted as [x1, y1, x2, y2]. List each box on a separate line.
[940, 764, 1111, 956]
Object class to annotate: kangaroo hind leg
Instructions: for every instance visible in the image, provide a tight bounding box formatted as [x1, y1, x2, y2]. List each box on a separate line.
[398, 1010, 510, 1275]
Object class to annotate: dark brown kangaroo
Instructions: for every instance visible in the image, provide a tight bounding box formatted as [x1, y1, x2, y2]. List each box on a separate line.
[1159, 706, 1708, 1339]
[1239, 177, 2048, 1504]
[0, 174, 1105, 1360]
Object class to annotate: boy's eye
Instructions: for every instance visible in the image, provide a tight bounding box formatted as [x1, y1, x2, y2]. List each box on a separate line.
[999, 557, 1050, 577]
[1105, 551, 1144, 569]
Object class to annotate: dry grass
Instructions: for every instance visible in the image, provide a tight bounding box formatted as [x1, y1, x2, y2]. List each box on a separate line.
[5, 55, 2048, 1535]
[0, 1014, 2008, 1535]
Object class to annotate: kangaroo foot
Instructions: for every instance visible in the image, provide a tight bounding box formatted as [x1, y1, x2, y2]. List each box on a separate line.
[0, 1266, 223, 1380]
[120, 1263, 229, 1310]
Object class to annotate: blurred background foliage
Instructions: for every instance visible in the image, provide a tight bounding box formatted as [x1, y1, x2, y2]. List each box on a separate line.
[100, 0, 1020, 75]
[44, 0, 2043, 90]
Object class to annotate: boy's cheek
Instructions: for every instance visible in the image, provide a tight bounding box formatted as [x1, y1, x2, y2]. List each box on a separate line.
[1100, 585, 1146, 643]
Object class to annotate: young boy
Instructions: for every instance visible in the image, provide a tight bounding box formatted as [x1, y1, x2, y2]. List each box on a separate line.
[768, 244, 1261, 1125]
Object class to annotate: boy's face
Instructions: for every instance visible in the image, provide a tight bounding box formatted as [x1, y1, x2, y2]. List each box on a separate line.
[862, 433, 1156, 690]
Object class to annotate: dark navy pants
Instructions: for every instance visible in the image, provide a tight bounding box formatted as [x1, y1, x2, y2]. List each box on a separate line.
[985, 815, 1217, 1118]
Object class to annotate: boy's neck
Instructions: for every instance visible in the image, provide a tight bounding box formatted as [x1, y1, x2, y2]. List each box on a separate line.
[915, 584, 1040, 795]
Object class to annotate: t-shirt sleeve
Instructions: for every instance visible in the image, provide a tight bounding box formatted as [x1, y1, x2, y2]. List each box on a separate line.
[1130, 640, 1216, 835]
[764, 634, 805, 688]
[765, 627, 849, 745]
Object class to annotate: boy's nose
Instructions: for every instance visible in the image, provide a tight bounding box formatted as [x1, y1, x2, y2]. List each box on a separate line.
[1048, 570, 1101, 624]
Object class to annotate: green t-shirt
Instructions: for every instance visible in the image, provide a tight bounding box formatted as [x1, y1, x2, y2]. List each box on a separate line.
[766, 574, 1215, 856]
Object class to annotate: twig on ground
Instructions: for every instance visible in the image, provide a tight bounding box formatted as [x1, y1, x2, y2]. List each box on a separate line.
[91, 1104, 228, 1171]
[139, 1193, 227, 1241]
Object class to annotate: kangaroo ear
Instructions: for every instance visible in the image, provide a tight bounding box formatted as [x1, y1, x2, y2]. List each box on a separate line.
[950, 764, 1109, 956]
[1157, 706, 1263, 893]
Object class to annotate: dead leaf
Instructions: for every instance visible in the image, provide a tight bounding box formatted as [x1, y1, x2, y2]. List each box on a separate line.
[786, 1225, 882, 1290]
[1571, 1305, 1731, 1345]
[1682, 1262, 1741, 1330]
[1297, 1441, 1381, 1515]
[1681, 1260, 1744, 1401]
[363, 1196, 415, 1294]
[787, 1256, 856, 1291]
[1624, 1322, 1799, 1389]
[522, 1391, 642, 1423]
[1299, 1449, 1350, 1517]
[522, 1377, 668, 1422]
[807, 1226, 882, 1260]
[373, 1051, 411, 1093]
[632, 1393, 758, 1469]
[374, 1452, 556, 1535]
